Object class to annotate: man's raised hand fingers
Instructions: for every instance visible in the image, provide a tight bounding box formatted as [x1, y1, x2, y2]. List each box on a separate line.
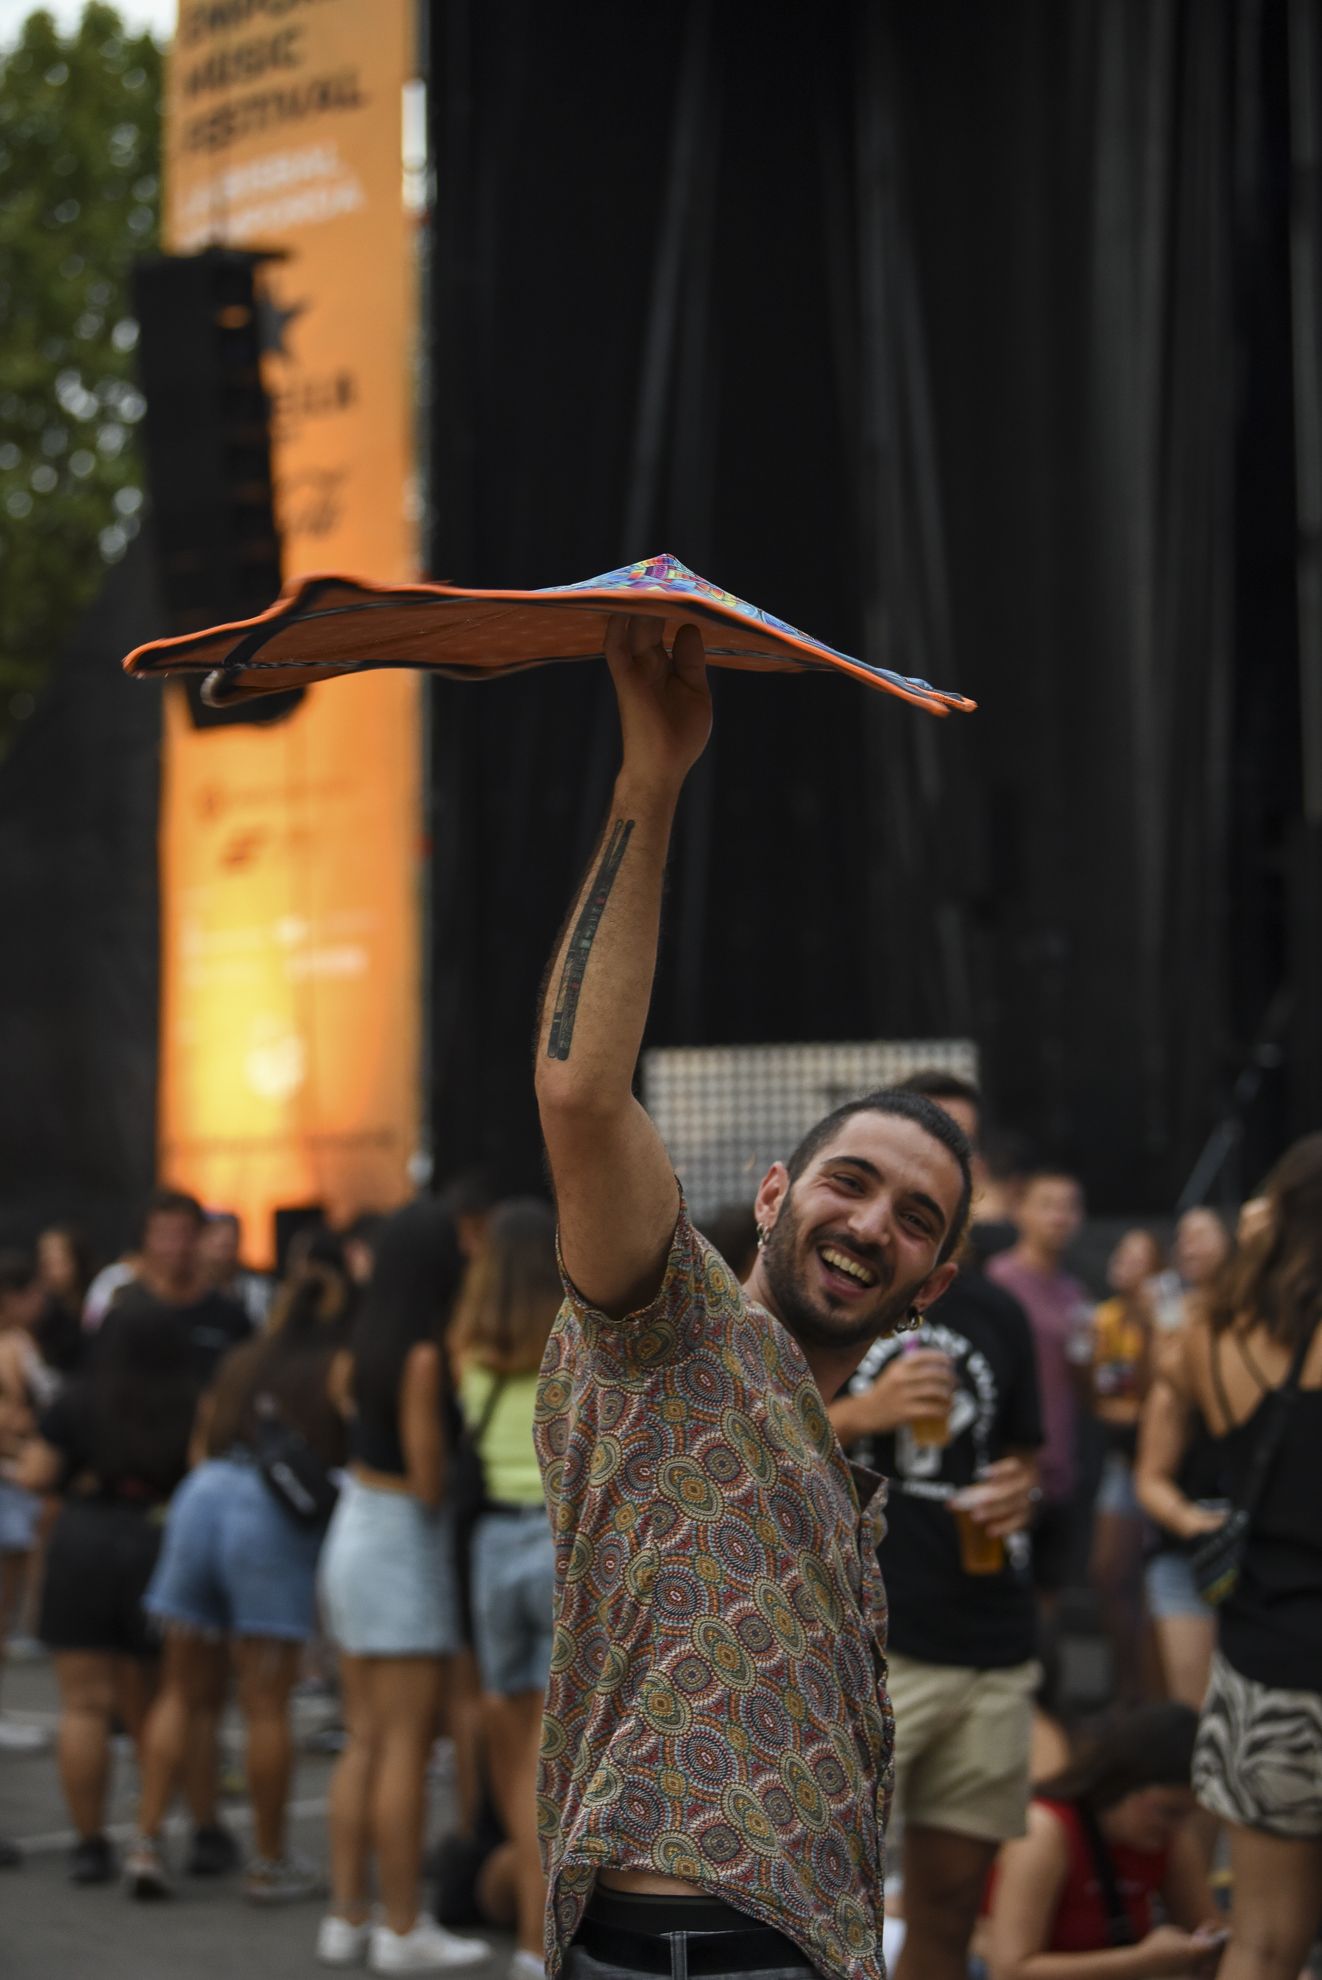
[672, 622, 708, 685]
[604, 613, 632, 681]
[627, 613, 668, 661]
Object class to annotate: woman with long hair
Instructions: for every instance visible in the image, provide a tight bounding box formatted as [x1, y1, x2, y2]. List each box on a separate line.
[35, 1223, 94, 1375]
[317, 1199, 488, 1973]
[5, 1304, 195, 1881]
[128, 1234, 352, 1903]
[1088, 1227, 1162, 1702]
[449, 1198, 560, 1980]
[1139, 1209, 1234, 1712]
[1137, 1135, 1322, 1980]
[987, 1703, 1222, 1977]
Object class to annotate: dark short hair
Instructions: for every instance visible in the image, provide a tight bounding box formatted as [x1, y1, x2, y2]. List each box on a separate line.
[786, 1088, 973, 1265]
[141, 1187, 205, 1238]
[896, 1067, 983, 1129]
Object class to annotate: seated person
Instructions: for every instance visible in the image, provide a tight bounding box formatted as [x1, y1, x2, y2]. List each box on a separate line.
[987, 1704, 1224, 1980]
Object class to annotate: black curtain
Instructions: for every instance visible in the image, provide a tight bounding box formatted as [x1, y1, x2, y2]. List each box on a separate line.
[417, 0, 1305, 1206]
[0, 539, 163, 1257]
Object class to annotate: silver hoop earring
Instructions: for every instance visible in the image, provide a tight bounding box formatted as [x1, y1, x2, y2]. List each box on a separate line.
[900, 1305, 923, 1332]
[755, 1224, 769, 1251]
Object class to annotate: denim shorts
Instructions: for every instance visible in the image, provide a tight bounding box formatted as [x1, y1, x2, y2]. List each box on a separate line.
[0, 1479, 40, 1554]
[318, 1475, 460, 1657]
[1144, 1546, 1213, 1622]
[1096, 1451, 1141, 1517]
[472, 1505, 554, 1696]
[145, 1455, 324, 1641]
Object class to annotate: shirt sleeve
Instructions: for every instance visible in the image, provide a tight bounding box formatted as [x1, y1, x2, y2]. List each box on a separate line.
[555, 1194, 742, 1374]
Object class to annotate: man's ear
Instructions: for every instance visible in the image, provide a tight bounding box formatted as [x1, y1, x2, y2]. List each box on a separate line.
[753, 1163, 790, 1235]
[915, 1259, 959, 1314]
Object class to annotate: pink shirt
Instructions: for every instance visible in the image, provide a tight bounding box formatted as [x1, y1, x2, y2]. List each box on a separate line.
[985, 1254, 1085, 1500]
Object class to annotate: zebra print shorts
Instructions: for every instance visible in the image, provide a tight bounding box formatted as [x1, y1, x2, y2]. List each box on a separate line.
[1193, 1650, 1322, 1838]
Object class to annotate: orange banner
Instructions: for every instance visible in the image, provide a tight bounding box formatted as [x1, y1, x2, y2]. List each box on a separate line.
[159, 0, 421, 1263]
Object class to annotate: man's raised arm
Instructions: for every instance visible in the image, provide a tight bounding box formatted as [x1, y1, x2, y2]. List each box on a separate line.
[535, 613, 711, 1317]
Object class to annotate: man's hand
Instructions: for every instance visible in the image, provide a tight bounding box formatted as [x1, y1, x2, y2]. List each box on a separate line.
[605, 614, 711, 794]
[838, 1350, 954, 1437]
[959, 1456, 1039, 1539]
[1178, 1500, 1230, 1541]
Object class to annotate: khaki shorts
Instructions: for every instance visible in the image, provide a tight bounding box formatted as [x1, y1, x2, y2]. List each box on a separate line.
[888, 1651, 1040, 1844]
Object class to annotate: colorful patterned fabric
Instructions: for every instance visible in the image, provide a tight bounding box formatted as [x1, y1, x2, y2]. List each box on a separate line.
[533, 1204, 894, 1980]
[121, 552, 975, 719]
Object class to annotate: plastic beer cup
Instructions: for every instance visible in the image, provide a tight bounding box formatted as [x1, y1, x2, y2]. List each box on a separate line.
[949, 1482, 1004, 1575]
[903, 1334, 952, 1448]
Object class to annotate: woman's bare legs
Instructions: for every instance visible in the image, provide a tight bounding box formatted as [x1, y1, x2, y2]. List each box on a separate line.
[1217, 1825, 1322, 1980]
[181, 1638, 229, 1831]
[137, 1633, 229, 1839]
[53, 1652, 115, 1839]
[327, 1653, 375, 1926]
[1155, 1611, 1220, 1871]
[233, 1637, 303, 1862]
[485, 1690, 546, 1961]
[1091, 1509, 1150, 1702]
[368, 1656, 444, 1936]
[1155, 1611, 1216, 1709]
[443, 1648, 485, 1836]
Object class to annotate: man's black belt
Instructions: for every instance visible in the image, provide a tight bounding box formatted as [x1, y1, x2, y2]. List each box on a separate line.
[573, 1917, 814, 1976]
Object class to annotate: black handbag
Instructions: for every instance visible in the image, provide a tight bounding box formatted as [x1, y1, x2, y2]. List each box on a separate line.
[1076, 1801, 1136, 1947]
[252, 1392, 339, 1527]
[449, 1371, 509, 1643]
[448, 1371, 508, 1538]
[1189, 1318, 1320, 1606]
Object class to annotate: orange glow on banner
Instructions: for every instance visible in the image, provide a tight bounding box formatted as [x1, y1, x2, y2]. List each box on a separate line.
[160, 0, 420, 1262]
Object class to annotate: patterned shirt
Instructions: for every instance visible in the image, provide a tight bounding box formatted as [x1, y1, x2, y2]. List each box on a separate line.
[533, 1204, 894, 1980]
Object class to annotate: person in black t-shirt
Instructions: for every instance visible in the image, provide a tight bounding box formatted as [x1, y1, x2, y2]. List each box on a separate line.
[98, 1188, 252, 1384]
[5, 1305, 196, 1885]
[89, 1189, 251, 1880]
[829, 1072, 1043, 1980]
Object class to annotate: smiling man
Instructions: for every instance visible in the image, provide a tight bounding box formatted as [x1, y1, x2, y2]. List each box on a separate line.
[532, 615, 972, 1980]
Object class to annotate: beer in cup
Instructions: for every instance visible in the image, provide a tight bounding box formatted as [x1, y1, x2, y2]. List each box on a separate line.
[949, 1481, 1004, 1575]
[902, 1334, 953, 1448]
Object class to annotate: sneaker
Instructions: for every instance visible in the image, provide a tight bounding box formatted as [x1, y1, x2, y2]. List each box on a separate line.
[318, 1913, 373, 1966]
[370, 1915, 491, 1973]
[69, 1834, 116, 1885]
[303, 1722, 347, 1756]
[125, 1835, 172, 1900]
[187, 1822, 240, 1876]
[508, 1954, 545, 1980]
[244, 1851, 326, 1905]
[0, 1715, 49, 1754]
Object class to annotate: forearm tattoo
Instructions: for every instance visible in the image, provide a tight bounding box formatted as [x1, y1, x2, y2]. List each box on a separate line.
[545, 819, 635, 1061]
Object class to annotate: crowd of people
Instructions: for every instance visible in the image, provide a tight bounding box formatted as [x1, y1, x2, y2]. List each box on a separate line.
[0, 619, 1318, 1980]
[0, 1119, 1318, 1979]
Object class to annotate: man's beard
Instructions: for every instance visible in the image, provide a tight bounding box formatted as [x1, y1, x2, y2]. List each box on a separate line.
[760, 1187, 929, 1351]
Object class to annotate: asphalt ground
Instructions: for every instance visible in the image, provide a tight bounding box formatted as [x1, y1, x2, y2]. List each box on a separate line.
[0, 1649, 509, 1980]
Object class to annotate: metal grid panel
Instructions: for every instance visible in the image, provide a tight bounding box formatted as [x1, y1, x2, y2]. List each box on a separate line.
[642, 1038, 978, 1222]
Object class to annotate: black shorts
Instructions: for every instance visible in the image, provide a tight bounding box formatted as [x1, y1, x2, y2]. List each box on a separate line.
[39, 1500, 163, 1658]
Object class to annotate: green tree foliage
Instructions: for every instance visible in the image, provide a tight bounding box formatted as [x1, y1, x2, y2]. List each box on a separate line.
[0, 4, 161, 752]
